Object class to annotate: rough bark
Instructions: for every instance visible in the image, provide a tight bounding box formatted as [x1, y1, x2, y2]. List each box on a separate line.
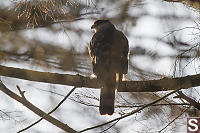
[0, 65, 199, 92]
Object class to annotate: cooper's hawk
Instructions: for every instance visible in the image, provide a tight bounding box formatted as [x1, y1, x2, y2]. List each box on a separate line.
[89, 20, 129, 115]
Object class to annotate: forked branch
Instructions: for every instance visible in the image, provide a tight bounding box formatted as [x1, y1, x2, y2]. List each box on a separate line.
[0, 81, 78, 133]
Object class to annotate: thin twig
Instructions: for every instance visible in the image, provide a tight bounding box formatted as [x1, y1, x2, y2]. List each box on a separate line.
[80, 89, 181, 132]
[159, 107, 189, 133]
[99, 119, 120, 133]
[116, 103, 190, 108]
[33, 87, 190, 108]
[16, 85, 26, 99]
[18, 87, 76, 133]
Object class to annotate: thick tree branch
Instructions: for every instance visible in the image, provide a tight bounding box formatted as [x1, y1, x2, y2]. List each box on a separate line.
[0, 81, 78, 133]
[0, 65, 200, 92]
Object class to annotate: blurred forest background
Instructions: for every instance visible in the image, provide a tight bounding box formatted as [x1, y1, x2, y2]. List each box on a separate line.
[0, 0, 200, 132]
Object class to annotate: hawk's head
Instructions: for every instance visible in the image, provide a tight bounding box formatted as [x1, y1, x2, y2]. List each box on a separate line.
[91, 20, 114, 32]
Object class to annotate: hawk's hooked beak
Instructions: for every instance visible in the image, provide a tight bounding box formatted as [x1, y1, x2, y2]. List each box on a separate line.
[91, 24, 95, 29]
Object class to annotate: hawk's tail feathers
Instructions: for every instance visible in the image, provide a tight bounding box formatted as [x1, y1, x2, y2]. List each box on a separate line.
[99, 73, 116, 115]
[99, 86, 115, 115]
